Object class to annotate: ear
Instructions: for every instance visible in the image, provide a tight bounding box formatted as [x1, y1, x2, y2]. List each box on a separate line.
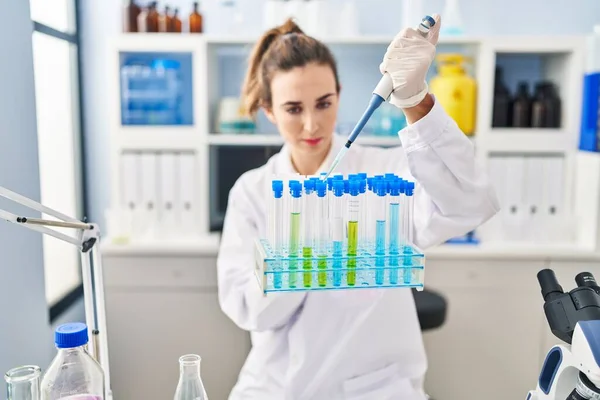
[263, 105, 277, 125]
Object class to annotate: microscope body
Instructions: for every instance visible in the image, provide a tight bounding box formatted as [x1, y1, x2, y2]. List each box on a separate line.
[528, 271, 600, 399]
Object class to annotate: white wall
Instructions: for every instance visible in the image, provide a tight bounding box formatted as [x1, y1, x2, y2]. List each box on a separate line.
[81, 0, 600, 226]
[0, 0, 52, 374]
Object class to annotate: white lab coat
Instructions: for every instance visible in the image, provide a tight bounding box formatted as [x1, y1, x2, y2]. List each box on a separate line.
[217, 99, 500, 400]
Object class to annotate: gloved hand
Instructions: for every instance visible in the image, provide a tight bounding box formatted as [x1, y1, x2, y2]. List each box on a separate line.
[380, 14, 441, 109]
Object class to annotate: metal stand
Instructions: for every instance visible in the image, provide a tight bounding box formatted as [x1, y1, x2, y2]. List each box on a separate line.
[0, 186, 112, 400]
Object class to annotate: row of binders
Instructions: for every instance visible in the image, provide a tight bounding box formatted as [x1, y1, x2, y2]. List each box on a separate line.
[107, 151, 200, 242]
[485, 155, 570, 243]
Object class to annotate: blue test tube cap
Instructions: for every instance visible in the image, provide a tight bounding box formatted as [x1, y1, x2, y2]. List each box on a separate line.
[375, 180, 387, 197]
[359, 178, 367, 194]
[272, 180, 284, 198]
[358, 172, 367, 180]
[315, 180, 327, 197]
[367, 177, 374, 191]
[289, 180, 303, 197]
[304, 179, 315, 194]
[398, 178, 405, 194]
[389, 179, 401, 196]
[327, 177, 334, 191]
[343, 179, 350, 193]
[349, 179, 360, 196]
[405, 181, 415, 196]
[385, 173, 396, 180]
[348, 174, 358, 180]
[332, 180, 344, 197]
[333, 174, 344, 180]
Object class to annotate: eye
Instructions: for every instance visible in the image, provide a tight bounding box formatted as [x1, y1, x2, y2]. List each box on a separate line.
[317, 101, 332, 110]
[286, 106, 302, 115]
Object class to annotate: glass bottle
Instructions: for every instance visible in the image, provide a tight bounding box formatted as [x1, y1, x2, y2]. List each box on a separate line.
[189, 2, 203, 33]
[160, 6, 173, 32]
[5, 365, 41, 400]
[41, 323, 104, 400]
[124, 0, 141, 32]
[146, 1, 159, 33]
[174, 354, 208, 400]
[511, 82, 532, 128]
[531, 83, 548, 128]
[492, 67, 511, 127]
[171, 8, 182, 32]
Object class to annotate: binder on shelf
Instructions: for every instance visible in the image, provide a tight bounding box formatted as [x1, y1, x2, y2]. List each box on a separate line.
[504, 156, 526, 242]
[177, 152, 198, 236]
[140, 152, 159, 238]
[121, 152, 142, 236]
[524, 156, 544, 242]
[543, 156, 566, 242]
[158, 152, 179, 237]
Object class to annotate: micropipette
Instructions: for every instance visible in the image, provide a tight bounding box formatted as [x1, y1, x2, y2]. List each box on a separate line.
[321, 15, 436, 180]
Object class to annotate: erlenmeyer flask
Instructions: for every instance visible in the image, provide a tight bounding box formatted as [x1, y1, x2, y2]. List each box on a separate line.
[173, 354, 208, 400]
[5, 365, 41, 400]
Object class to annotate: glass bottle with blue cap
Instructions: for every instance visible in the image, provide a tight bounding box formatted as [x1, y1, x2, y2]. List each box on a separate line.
[41, 323, 104, 400]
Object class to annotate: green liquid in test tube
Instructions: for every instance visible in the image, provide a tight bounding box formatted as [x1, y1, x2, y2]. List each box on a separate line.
[315, 179, 329, 287]
[347, 180, 360, 286]
[288, 181, 302, 289]
[331, 180, 345, 287]
[302, 179, 316, 288]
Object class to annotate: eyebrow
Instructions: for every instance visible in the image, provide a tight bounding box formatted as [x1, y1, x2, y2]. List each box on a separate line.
[280, 93, 335, 107]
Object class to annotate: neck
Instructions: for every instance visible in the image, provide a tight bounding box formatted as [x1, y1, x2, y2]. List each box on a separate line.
[290, 142, 331, 176]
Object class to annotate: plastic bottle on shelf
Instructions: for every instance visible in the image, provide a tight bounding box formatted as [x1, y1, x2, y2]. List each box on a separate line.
[579, 25, 600, 151]
[123, 0, 141, 33]
[429, 54, 477, 135]
[531, 83, 548, 128]
[532, 82, 560, 128]
[41, 323, 104, 400]
[137, 5, 148, 32]
[511, 81, 532, 128]
[492, 66, 511, 128]
[189, 1, 203, 33]
[146, 1, 159, 32]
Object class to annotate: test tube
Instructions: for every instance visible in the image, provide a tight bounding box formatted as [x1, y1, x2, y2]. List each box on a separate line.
[302, 179, 315, 288]
[358, 174, 367, 250]
[288, 180, 302, 288]
[271, 180, 284, 289]
[347, 180, 360, 286]
[388, 178, 401, 285]
[374, 180, 387, 285]
[403, 181, 415, 284]
[332, 180, 344, 287]
[366, 176, 375, 243]
[315, 180, 328, 287]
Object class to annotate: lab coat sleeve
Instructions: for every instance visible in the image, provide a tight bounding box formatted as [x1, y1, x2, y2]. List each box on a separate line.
[397, 98, 500, 249]
[216, 179, 306, 332]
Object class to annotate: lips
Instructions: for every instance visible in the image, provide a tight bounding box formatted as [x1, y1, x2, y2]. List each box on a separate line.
[303, 138, 322, 146]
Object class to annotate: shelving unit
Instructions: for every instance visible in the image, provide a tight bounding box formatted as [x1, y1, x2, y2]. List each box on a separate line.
[108, 32, 593, 250]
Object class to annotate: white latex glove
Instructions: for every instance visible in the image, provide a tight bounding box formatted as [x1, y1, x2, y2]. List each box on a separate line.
[379, 14, 442, 109]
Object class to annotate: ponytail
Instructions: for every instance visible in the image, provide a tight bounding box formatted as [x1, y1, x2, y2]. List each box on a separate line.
[241, 19, 340, 117]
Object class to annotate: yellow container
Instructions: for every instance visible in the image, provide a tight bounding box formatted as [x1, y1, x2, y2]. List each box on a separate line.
[429, 54, 477, 135]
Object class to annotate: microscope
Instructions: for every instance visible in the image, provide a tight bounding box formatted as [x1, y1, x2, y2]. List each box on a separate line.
[528, 269, 600, 399]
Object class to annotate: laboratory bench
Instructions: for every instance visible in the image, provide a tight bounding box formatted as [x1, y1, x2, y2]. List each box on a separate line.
[100, 239, 600, 400]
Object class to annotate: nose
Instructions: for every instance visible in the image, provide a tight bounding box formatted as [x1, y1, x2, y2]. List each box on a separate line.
[303, 112, 319, 136]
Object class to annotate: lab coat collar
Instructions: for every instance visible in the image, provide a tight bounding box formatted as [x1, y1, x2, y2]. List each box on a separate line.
[276, 134, 346, 175]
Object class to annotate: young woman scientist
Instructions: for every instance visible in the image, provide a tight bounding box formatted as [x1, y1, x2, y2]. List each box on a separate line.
[217, 15, 499, 400]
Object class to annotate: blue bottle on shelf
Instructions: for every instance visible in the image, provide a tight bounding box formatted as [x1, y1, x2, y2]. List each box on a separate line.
[579, 26, 600, 152]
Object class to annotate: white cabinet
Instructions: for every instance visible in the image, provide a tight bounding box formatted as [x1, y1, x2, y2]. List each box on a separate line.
[102, 250, 251, 400]
[421, 258, 549, 400]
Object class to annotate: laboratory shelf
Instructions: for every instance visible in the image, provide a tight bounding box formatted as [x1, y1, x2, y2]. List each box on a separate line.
[119, 127, 200, 151]
[483, 129, 572, 153]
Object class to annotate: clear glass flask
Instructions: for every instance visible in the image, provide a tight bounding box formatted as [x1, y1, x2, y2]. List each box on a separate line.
[5, 365, 41, 400]
[174, 354, 208, 400]
[41, 323, 104, 400]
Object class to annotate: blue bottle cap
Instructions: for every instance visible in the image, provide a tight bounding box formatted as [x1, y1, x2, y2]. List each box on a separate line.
[304, 179, 315, 193]
[349, 180, 360, 196]
[405, 181, 415, 196]
[367, 177, 374, 191]
[375, 180, 387, 197]
[272, 180, 284, 199]
[316, 180, 327, 197]
[55, 322, 88, 349]
[389, 179, 401, 196]
[333, 180, 344, 197]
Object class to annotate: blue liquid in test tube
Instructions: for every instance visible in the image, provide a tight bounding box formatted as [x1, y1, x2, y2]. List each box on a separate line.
[271, 180, 284, 289]
[374, 179, 387, 285]
[403, 181, 415, 284]
[388, 178, 401, 285]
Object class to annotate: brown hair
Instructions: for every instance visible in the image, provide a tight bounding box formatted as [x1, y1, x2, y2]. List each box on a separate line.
[241, 18, 341, 117]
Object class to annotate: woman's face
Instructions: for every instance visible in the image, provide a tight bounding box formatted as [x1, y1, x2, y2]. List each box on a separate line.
[264, 62, 339, 163]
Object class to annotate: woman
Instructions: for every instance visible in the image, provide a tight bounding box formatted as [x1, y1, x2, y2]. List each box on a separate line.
[217, 15, 499, 400]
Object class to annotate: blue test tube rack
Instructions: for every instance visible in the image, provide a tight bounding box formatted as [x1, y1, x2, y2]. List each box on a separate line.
[256, 173, 425, 294]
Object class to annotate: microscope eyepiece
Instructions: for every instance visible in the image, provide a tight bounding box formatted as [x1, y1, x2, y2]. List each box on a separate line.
[575, 272, 597, 288]
[538, 269, 564, 301]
